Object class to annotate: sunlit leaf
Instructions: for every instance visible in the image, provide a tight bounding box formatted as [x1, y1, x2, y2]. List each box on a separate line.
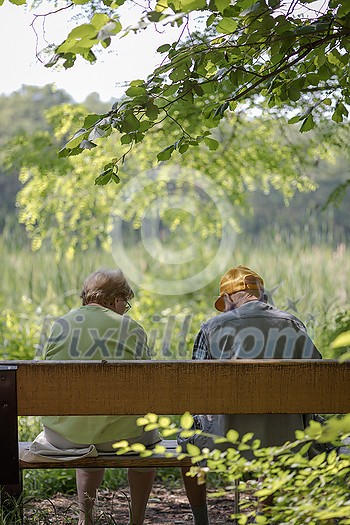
[217, 18, 238, 34]
[180, 412, 194, 430]
[331, 331, 350, 348]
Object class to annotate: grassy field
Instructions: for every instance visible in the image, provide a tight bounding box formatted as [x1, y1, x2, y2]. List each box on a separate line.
[1, 226, 349, 352]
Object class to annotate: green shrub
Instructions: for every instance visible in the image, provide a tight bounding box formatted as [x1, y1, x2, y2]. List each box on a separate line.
[113, 413, 350, 525]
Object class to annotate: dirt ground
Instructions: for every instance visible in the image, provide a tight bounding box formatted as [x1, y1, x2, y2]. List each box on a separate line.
[23, 483, 249, 524]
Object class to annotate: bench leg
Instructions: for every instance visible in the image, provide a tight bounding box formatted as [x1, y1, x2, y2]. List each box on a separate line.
[1, 472, 23, 524]
[233, 478, 239, 525]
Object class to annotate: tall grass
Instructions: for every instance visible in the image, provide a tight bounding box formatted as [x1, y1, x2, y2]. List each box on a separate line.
[1, 225, 348, 344]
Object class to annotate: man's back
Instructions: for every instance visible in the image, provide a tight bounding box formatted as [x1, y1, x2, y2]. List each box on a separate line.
[196, 301, 321, 360]
[192, 300, 321, 451]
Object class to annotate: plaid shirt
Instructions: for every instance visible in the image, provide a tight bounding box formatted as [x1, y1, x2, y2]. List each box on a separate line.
[192, 328, 211, 360]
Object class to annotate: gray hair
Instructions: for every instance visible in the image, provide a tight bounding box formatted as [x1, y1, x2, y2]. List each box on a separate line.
[80, 269, 134, 306]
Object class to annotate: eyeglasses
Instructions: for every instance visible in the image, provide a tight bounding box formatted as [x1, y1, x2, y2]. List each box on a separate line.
[113, 297, 132, 313]
[124, 301, 132, 313]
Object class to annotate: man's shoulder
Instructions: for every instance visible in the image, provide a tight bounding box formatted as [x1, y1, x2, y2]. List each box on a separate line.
[260, 304, 307, 330]
[200, 309, 242, 333]
[200, 301, 307, 333]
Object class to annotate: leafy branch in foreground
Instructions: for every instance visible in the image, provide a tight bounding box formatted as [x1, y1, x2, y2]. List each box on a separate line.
[114, 412, 350, 524]
[3, 0, 350, 181]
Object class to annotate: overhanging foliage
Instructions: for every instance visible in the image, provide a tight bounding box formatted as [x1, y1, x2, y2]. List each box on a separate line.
[3, 0, 350, 183]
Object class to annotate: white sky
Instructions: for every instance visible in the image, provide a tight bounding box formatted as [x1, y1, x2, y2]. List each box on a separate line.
[0, 1, 179, 102]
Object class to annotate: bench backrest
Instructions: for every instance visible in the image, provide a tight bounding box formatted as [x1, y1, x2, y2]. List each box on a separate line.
[1, 359, 349, 415]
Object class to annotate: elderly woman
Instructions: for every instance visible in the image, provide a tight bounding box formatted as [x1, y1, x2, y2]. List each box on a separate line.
[42, 268, 159, 525]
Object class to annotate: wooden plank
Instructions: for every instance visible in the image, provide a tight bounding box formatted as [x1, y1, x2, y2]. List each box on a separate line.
[19, 441, 191, 469]
[1, 360, 349, 415]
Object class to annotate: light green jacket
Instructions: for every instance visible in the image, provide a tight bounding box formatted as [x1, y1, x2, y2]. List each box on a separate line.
[43, 305, 149, 444]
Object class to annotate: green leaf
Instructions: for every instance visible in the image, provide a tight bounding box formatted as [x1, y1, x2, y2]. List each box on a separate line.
[95, 169, 112, 185]
[62, 54, 77, 69]
[241, 1, 262, 16]
[158, 416, 172, 428]
[126, 86, 147, 97]
[300, 114, 315, 133]
[66, 24, 97, 40]
[217, 17, 238, 34]
[130, 79, 145, 87]
[339, 351, 350, 363]
[154, 444, 167, 454]
[130, 443, 146, 453]
[206, 13, 217, 27]
[83, 114, 102, 128]
[186, 443, 201, 455]
[288, 83, 301, 102]
[162, 428, 178, 437]
[299, 442, 312, 455]
[111, 172, 120, 184]
[338, 3, 350, 17]
[180, 412, 194, 430]
[144, 423, 159, 431]
[309, 452, 326, 467]
[157, 145, 175, 161]
[121, 134, 133, 144]
[147, 10, 164, 22]
[157, 44, 171, 53]
[331, 330, 350, 348]
[145, 103, 159, 120]
[9, 0, 26, 4]
[215, 0, 230, 13]
[332, 102, 348, 123]
[226, 429, 239, 442]
[239, 0, 259, 10]
[90, 13, 110, 29]
[145, 413, 158, 423]
[179, 143, 189, 154]
[288, 115, 301, 124]
[327, 449, 338, 464]
[112, 439, 129, 448]
[177, 0, 207, 13]
[318, 64, 332, 81]
[66, 128, 88, 149]
[204, 137, 219, 150]
[214, 101, 229, 118]
[136, 417, 149, 426]
[241, 432, 254, 443]
[256, 515, 268, 524]
[121, 113, 140, 132]
[140, 450, 153, 457]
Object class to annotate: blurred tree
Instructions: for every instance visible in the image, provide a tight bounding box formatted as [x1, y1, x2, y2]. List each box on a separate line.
[5, 102, 320, 254]
[0, 85, 113, 230]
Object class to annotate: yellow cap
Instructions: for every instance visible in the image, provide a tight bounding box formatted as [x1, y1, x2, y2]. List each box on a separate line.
[214, 265, 264, 312]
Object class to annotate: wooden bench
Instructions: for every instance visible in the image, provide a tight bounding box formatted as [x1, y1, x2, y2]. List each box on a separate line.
[1, 359, 349, 520]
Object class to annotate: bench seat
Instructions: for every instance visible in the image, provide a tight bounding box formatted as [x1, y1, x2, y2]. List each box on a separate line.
[19, 440, 192, 469]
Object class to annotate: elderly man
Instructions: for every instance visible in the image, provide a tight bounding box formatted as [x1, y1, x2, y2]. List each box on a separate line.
[41, 268, 160, 525]
[180, 265, 321, 525]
